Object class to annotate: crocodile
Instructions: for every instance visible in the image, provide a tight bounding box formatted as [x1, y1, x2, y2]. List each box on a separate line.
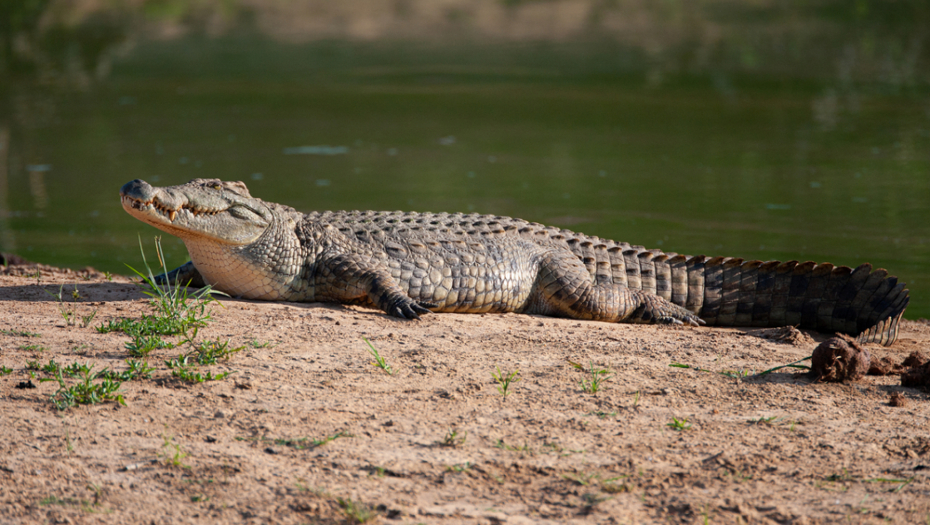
[120, 178, 909, 345]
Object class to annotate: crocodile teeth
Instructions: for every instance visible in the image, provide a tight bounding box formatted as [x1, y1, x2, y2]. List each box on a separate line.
[169, 210, 177, 222]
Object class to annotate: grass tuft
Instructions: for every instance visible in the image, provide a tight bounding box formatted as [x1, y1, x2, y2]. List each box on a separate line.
[1, 329, 40, 337]
[39, 366, 126, 411]
[568, 359, 611, 394]
[165, 355, 235, 383]
[491, 366, 520, 397]
[160, 429, 190, 469]
[236, 431, 351, 450]
[438, 428, 467, 447]
[363, 338, 394, 375]
[756, 356, 812, 376]
[337, 497, 379, 523]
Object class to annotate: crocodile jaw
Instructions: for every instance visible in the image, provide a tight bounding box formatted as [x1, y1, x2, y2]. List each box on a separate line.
[120, 178, 270, 245]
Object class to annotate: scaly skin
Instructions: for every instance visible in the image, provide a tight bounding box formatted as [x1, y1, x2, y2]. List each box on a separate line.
[120, 178, 909, 345]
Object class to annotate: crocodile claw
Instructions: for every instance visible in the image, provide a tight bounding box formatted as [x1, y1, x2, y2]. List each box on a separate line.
[658, 315, 705, 327]
[388, 300, 435, 320]
[633, 292, 706, 327]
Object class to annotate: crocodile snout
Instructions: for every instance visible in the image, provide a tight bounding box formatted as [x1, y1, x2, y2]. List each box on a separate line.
[120, 179, 155, 200]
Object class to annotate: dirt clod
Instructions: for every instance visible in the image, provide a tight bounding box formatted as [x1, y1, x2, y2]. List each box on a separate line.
[750, 326, 814, 346]
[903, 351, 930, 368]
[810, 334, 870, 382]
[889, 392, 908, 407]
[901, 360, 930, 390]
[868, 356, 901, 376]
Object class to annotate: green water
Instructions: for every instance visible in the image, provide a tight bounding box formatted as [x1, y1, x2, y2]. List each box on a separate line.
[2, 34, 929, 317]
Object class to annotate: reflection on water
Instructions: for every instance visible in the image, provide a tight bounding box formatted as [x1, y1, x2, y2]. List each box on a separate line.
[1, 1, 928, 317]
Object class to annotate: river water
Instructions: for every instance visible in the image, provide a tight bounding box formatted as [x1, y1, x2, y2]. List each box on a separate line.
[1, 3, 928, 317]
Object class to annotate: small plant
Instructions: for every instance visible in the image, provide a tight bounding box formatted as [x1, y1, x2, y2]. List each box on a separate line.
[160, 429, 190, 469]
[0, 365, 12, 376]
[865, 477, 914, 493]
[19, 343, 47, 353]
[439, 428, 467, 447]
[581, 492, 611, 508]
[104, 271, 113, 282]
[38, 495, 99, 513]
[667, 417, 692, 431]
[80, 310, 98, 328]
[45, 285, 97, 327]
[1, 329, 40, 337]
[337, 497, 378, 524]
[568, 360, 612, 394]
[541, 442, 585, 456]
[166, 355, 234, 383]
[62, 362, 93, 377]
[248, 339, 276, 348]
[40, 359, 62, 375]
[64, 428, 75, 454]
[123, 359, 156, 380]
[97, 236, 222, 346]
[126, 236, 222, 332]
[363, 338, 393, 375]
[446, 462, 472, 473]
[236, 431, 351, 450]
[367, 466, 387, 478]
[98, 316, 188, 338]
[40, 366, 126, 410]
[631, 390, 642, 407]
[491, 366, 520, 397]
[186, 338, 244, 365]
[601, 478, 631, 494]
[721, 468, 753, 483]
[721, 369, 751, 379]
[750, 416, 780, 426]
[756, 356, 812, 376]
[124, 333, 175, 358]
[494, 439, 532, 454]
[561, 471, 598, 486]
[670, 362, 750, 380]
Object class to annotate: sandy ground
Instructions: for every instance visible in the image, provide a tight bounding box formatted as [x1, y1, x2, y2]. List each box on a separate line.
[0, 263, 929, 525]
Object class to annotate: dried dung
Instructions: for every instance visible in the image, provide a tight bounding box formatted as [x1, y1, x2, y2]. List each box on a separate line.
[888, 392, 908, 407]
[901, 361, 930, 390]
[811, 334, 870, 382]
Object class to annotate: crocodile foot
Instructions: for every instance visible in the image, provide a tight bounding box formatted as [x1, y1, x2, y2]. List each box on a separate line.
[631, 292, 706, 327]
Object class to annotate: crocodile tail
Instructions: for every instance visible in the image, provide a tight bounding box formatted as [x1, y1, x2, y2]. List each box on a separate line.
[526, 226, 908, 346]
[644, 255, 908, 346]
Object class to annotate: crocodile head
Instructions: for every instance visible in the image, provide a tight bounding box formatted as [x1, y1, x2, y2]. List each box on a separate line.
[120, 178, 272, 244]
[120, 178, 303, 300]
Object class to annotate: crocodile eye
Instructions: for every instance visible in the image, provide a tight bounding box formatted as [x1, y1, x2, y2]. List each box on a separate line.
[211, 183, 222, 190]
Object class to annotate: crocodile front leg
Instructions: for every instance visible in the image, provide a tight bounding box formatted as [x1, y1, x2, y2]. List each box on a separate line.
[153, 261, 207, 288]
[314, 254, 436, 319]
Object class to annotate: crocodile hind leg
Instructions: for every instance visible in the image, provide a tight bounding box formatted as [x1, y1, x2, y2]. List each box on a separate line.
[528, 252, 704, 326]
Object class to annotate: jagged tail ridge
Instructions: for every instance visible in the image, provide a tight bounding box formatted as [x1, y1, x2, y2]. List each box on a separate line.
[647, 255, 908, 345]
